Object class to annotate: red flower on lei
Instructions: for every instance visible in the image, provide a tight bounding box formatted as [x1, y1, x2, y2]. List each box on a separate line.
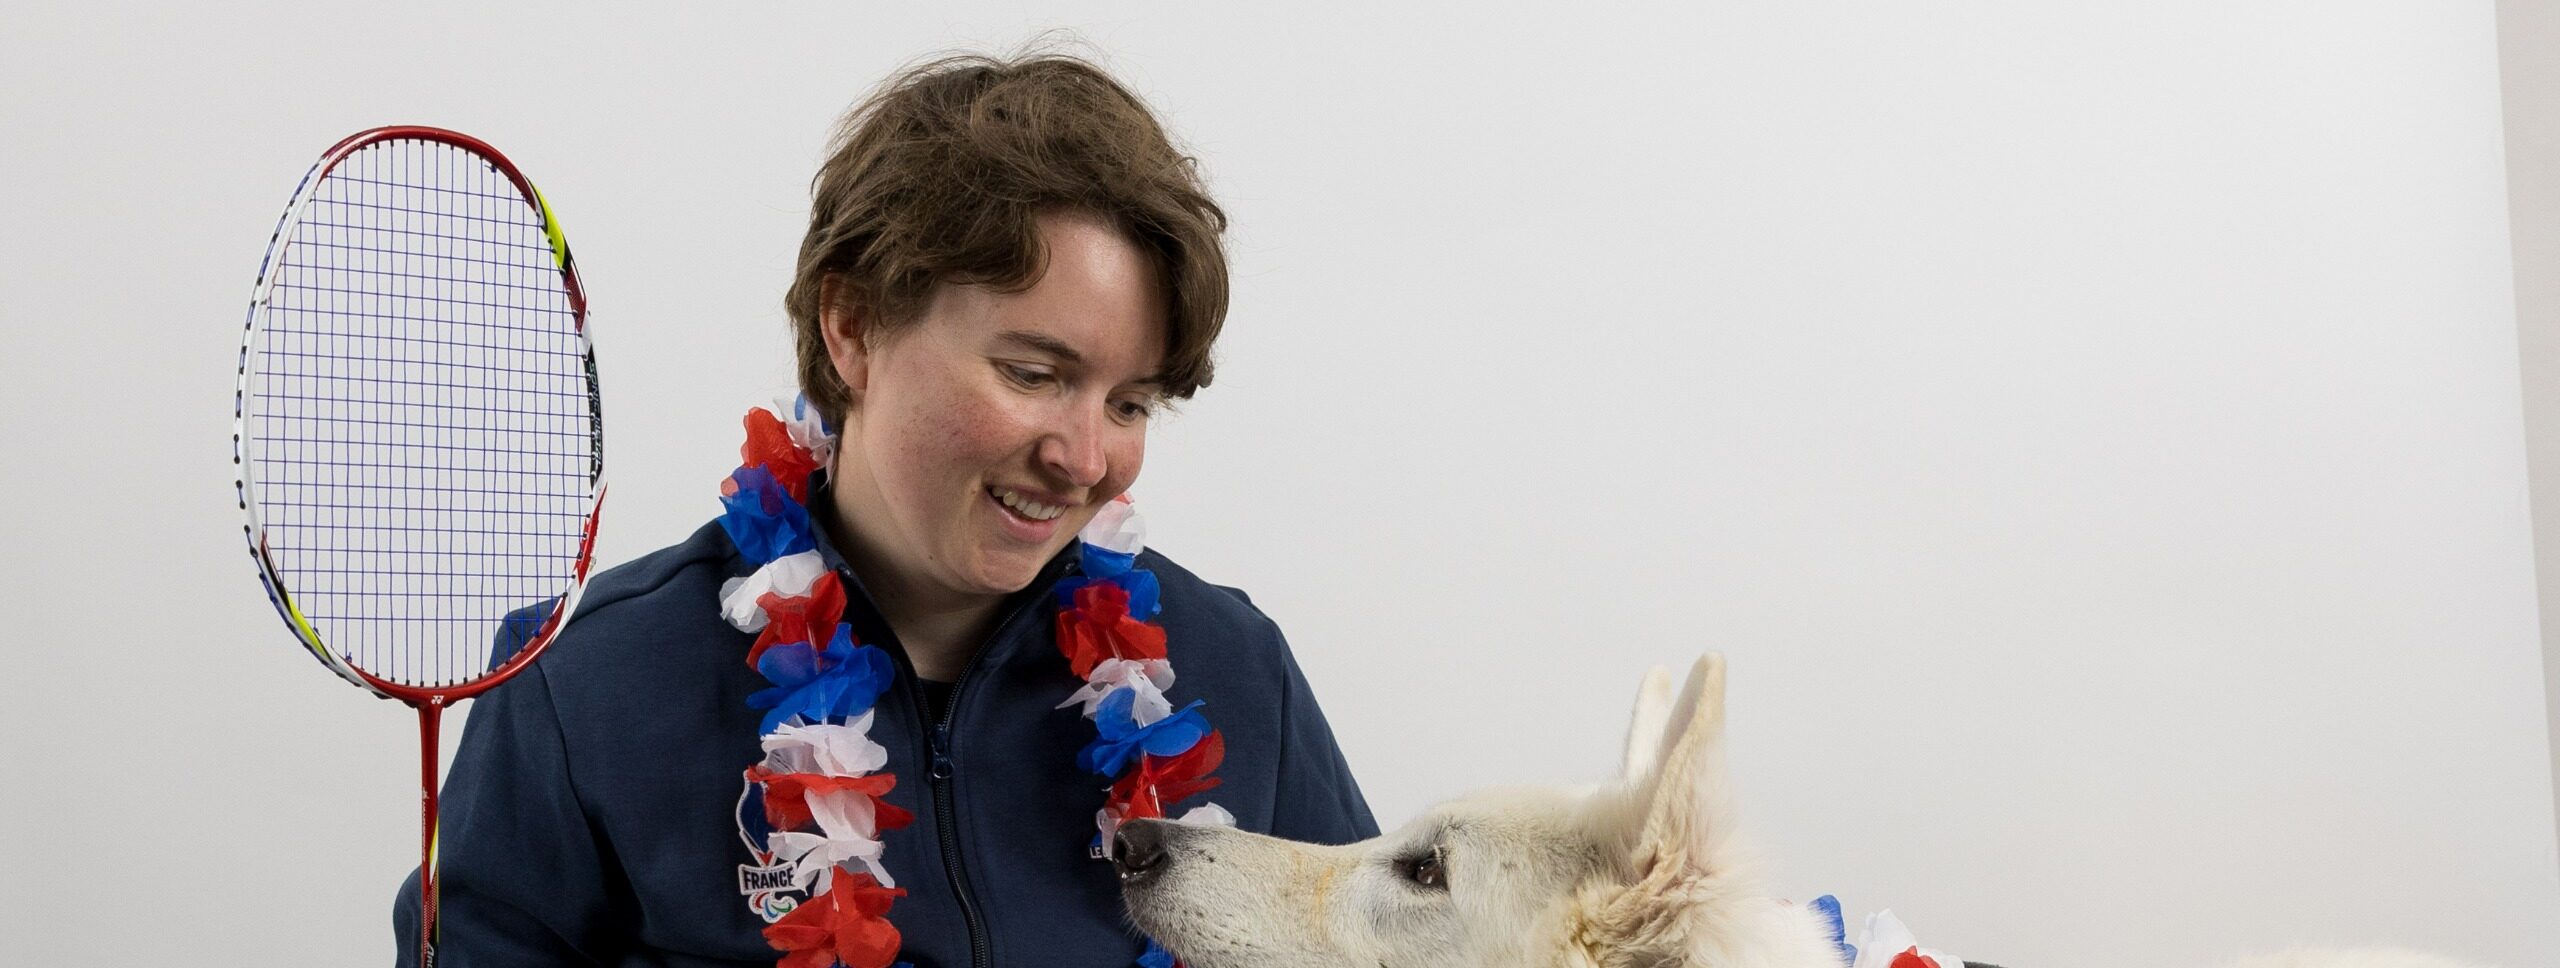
[742, 408, 824, 501]
[764, 868, 907, 968]
[747, 768, 916, 833]
[1056, 581, 1168, 678]
[1107, 730, 1225, 822]
[745, 572, 848, 669]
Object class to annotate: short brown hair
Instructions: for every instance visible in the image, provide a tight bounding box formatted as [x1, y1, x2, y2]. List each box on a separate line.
[786, 52, 1229, 423]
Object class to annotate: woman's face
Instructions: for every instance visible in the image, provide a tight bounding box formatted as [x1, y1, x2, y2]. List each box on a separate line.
[823, 210, 1169, 603]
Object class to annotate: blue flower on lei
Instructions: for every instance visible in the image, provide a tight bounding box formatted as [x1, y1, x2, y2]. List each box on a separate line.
[1056, 543, 1160, 620]
[719, 465, 816, 565]
[1076, 686, 1210, 776]
[1811, 894, 1855, 966]
[747, 624, 895, 733]
[1136, 939, 1178, 968]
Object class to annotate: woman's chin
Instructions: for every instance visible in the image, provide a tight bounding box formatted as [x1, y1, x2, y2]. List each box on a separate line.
[955, 547, 1057, 596]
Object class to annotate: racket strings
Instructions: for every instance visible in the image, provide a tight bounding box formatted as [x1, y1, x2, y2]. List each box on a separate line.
[246, 137, 595, 689]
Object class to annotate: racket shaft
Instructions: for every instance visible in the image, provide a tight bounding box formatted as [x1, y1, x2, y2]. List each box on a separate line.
[419, 701, 444, 967]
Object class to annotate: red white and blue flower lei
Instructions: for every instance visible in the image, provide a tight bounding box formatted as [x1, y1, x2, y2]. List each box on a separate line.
[1809, 895, 1966, 968]
[716, 397, 1225, 968]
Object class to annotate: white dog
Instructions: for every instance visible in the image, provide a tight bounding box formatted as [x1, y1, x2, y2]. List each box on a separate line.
[1116, 655, 2482, 968]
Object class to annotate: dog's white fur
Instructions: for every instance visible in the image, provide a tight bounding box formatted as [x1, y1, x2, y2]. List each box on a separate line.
[1119, 654, 2488, 968]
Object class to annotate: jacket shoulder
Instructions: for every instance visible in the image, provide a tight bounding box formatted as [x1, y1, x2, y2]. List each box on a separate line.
[572, 520, 739, 622]
[1133, 546, 1280, 638]
[487, 520, 741, 673]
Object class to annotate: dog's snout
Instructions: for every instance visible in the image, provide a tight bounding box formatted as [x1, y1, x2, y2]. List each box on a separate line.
[1114, 819, 1171, 880]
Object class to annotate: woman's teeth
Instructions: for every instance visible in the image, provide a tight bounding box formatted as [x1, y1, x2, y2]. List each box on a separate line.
[994, 487, 1067, 521]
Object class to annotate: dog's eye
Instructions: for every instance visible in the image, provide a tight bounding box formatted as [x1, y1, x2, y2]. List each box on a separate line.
[1396, 847, 1447, 890]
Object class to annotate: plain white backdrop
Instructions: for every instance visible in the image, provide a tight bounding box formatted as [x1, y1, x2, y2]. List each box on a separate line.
[5, 2, 2555, 966]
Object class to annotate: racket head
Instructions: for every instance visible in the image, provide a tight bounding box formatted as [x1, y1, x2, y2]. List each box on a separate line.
[233, 126, 605, 704]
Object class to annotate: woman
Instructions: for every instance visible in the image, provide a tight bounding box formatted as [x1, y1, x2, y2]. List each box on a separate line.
[395, 52, 1377, 968]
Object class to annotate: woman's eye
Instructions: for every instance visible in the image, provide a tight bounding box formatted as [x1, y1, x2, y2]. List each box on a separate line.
[1113, 398, 1156, 421]
[999, 363, 1054, 388]
[1398, 848, 1446, 890]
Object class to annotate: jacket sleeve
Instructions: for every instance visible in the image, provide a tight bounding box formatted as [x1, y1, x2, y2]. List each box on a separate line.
[1264, 636, 1381, 845]
[392, 660, 620, 966]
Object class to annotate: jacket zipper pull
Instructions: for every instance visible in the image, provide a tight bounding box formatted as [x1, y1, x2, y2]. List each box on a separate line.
[929, 723, 955, 781]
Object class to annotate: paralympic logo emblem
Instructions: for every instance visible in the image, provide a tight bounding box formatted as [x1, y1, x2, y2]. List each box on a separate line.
[733, 775, 804, 922]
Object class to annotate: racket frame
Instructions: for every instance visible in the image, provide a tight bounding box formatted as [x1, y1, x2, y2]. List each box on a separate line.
[231, 125, 606, 967]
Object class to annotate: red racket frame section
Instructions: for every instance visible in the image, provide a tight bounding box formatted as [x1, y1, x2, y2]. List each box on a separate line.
[287, 124, 601, 968]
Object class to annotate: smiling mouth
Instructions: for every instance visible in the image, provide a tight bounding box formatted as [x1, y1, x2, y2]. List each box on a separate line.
[990, 486, 1069, 522]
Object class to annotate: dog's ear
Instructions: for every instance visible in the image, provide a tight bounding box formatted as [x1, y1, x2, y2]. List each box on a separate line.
[1619, 665, 1676, 784]
[1625, 653, 1735, 878]
[1568, 655, 1740, 965]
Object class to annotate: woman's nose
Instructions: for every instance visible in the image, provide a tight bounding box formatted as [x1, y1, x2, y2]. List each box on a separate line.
[1039, 411, 1108, 489]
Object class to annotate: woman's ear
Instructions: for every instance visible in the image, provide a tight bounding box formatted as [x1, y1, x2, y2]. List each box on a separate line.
[817, 274, 873, 404]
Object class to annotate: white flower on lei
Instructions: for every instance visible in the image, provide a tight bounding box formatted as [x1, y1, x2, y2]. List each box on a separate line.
[1849, 909, 1962, 968]
[1083, 497, 1146, 555]
[773, 395, 836, 471]
[719, 550, 828, 632]
[759, 714, 889, 777]
[1171, 803, 1234, 827]
[1057, 657, 1176, 725]
[768, 785, 894, 893]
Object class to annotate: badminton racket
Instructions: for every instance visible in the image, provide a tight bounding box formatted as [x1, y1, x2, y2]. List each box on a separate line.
[231, 125, 605, 967]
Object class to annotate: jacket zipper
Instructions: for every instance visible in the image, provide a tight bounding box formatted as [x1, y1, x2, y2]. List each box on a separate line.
[897, 575, 1059, 968]
[923, 676, 989, 968]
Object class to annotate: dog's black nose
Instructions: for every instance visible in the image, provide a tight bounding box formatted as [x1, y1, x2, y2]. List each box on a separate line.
[1114, 819, 1169, 879]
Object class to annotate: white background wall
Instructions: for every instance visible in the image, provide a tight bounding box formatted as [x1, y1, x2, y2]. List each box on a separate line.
[2501, 0, 2560, 860]
[4, 2, 2554, 966]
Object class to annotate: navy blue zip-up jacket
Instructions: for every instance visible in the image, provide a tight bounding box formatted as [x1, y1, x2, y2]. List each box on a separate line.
[394, 504, 1378, 967]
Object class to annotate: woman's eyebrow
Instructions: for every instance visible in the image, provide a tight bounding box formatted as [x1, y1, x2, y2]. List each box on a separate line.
[994, 329, 1082, 363]
[996, 329, 1168, 388]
